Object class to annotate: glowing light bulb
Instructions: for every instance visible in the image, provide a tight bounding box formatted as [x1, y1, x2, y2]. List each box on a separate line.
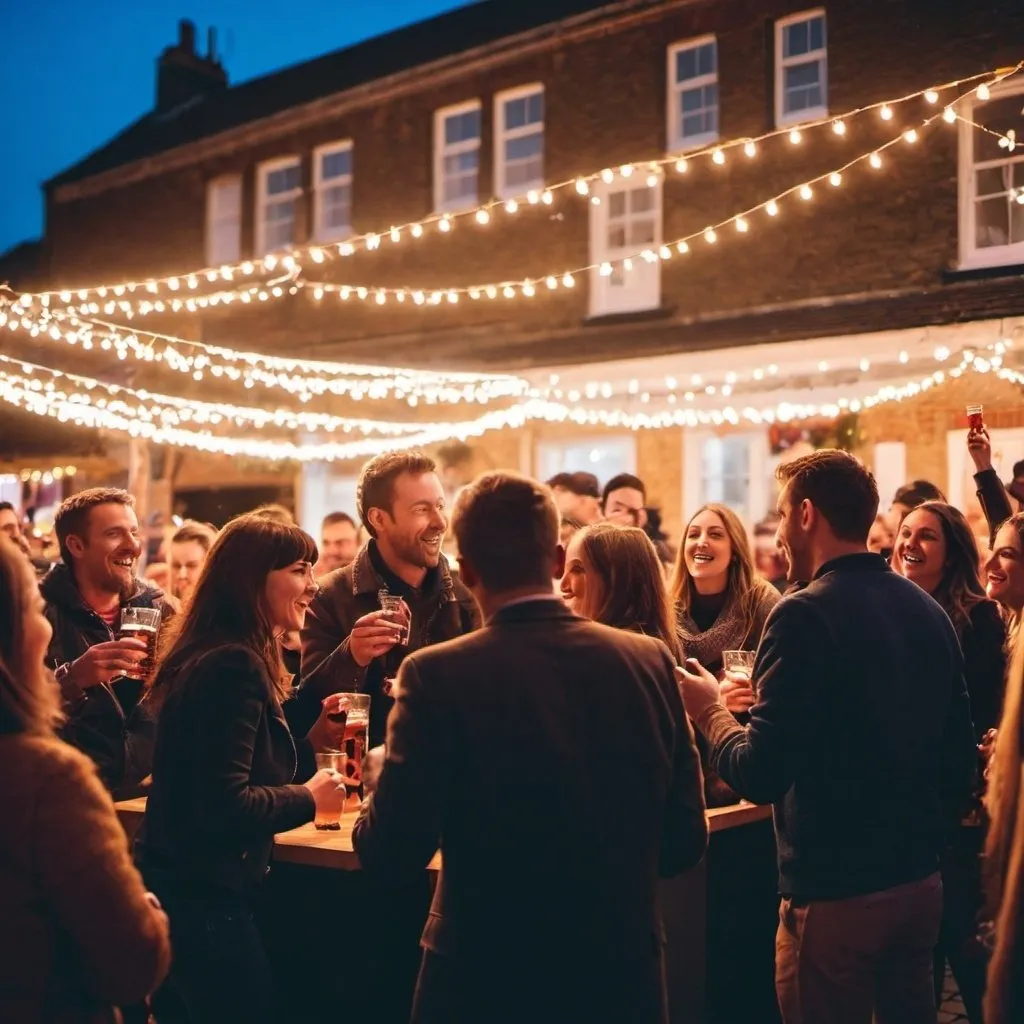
[869, 152, 882, 169]
[674, 158, 688, 174]
[676, 240, 690, 254]
[505, 198, 519, 213]
[829, 172, 842, 186]
[903, 129, 918, 143]
[744, 140, 757, 157]
[575, 178, 590, 195]
[766, 200, 779, 216]
[924, 89, 939, 104]
[475, 209, 490, 225]
[411, 223, 424, 238]
[735, 217, 749, 233]
[438, 217, 452, 233]
[712, 148, 725, 165]
[977, 83, 991, 101]
[832, 120, 846, 135]
[800, 184, 813, 200]
[789, 129, 802, 144]
[704, 228, 717, 244]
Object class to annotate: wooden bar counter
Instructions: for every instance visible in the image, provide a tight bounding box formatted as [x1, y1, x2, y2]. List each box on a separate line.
[115, 797, 775, 1024]
[114, 796, 769, 871]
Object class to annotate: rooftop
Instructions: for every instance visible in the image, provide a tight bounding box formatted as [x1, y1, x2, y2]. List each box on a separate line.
[47, 0, 622, 191]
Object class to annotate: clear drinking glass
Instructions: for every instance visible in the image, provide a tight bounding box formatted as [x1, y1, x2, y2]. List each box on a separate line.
[966, 404, 984, 431]
[379, 593, 411, 645]
[118, 607, 161, 681]
[313, 751, 345, 830]
[330, 693, 371, 809]
[722, 650, 757, 693]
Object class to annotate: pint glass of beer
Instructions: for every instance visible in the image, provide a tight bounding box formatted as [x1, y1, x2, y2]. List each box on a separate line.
[330, 693, 371, 808]
[119, 607, 161, 682]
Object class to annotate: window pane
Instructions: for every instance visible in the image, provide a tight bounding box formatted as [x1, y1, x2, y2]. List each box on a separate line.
[628, 220, 656, 246]
[786, 62, 821, 88]
[975, 94, 1024, 162]
[506, 133, 542, 162]
[976, 197, 1011, 248]
[783, 21, 810, 58]
[676, 48, 698, 82]
[630, 188, 655, 214]
[322, 184, 351, 230]
[446, 151, 478, 175]
[608, 192, 626, 218]
[445, 109, 480, 145]
[607, 224, 627, 248]
[267, 163, 300, 195]
[321, 149, 351, 180]
[976, 166, 1012, 198]
[526, 91, 544, 123]
[809, 16, 825, 51]
[506, 157, 543, 189]
[504, 92, 542, 131]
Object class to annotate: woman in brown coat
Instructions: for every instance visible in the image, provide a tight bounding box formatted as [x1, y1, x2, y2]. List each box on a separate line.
[0, 535, 171, 1023]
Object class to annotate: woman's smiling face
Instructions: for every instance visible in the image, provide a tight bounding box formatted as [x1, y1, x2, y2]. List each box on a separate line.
[683, 509, 732, 592]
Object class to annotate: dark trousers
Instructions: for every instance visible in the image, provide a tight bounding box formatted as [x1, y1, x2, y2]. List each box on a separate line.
[775, 872, 942, 1024]
[934, 827, 988, 1023]
[142, 867, 280, 1024]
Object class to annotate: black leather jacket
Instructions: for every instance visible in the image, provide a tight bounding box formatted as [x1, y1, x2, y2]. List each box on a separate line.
[41, 562, 174, 797]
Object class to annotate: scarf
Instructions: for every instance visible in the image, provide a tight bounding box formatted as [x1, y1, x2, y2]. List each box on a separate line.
[675, 589, 751, 674]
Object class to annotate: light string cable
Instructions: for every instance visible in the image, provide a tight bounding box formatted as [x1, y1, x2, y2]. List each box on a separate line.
[13, 63, 1021, 310]
[0, 296, 530, 405]
[0, 339, 1015, 462]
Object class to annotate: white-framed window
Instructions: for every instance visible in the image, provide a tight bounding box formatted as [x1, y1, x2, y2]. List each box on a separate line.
[205, 175, 241, 266]
[313, 141, 353, 242]
[494, 85, 544, 198]
[774, 9, 827, 127]
[589, 178, 662, 317]
[434, 101, 481, 213]
[683, 430, 774, 526]
[536, 436, 636, 484]
[255, 156, 302, 255]
[958, 80, 1024, 269]
[667, 36, 718, 151]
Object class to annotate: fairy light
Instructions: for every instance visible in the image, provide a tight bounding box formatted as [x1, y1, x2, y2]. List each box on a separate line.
[15, 64, 1015, 314]
[765, 200, 779, 217]
[870, 152, 883, 168]
[903, 128, 918, 143]
[800, 184, 813, 200]
[829, 172, 842, 186]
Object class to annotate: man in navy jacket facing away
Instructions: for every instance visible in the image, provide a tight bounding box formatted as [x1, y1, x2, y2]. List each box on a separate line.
[355, 471, 708, 1024]
[680, 449, 976, 1024]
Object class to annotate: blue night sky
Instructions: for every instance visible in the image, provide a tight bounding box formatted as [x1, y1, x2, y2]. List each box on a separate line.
[0, 0, 472, 254]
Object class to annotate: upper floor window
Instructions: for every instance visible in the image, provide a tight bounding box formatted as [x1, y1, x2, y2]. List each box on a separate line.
[494, 85, 544, 198]
[256, 157, 302, 255]
[205, 175, 241, 266]
[435, 101, 481, 213]
[589, 178, 662, 317]
[313, 141, 353, 242]
[774, 10, 827, 127]
[958, 82, 1024, 269]
[667, 37, 719, 151]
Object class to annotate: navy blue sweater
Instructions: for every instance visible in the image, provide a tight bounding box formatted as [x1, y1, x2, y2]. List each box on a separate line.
[697, 553, 977, 900]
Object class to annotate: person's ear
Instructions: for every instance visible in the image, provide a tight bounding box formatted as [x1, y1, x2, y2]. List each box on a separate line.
[458, 555, 480, 589]
[366, 507, 386, 536]
[800, 499, 817, 533]
[552, 544, 567, 581]
[66, 534, 85, 559]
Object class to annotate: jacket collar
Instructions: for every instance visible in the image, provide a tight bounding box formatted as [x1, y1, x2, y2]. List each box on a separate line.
[350, 539, 456, 606]
[39, 561, 164, 614]
[490, 597, 578, 626]
[811, 551, 891, 581]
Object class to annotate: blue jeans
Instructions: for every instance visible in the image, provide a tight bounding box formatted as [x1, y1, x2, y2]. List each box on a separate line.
[142, 867, 280, 1024]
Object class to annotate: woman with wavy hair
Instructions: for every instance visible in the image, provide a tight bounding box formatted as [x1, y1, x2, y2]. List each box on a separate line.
[984, 631, 1024, 1023]
[670, 503, 780, 686]
[0, 537, 170, 1023]
[561, 522, 680, 658]
[893, 500, 1007, 1022]
[136, 513, 346, 1023]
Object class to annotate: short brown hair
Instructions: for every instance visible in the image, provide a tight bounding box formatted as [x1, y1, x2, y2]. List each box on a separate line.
[171, 520, 218, 551]
[251, 503, 294, 525]
[453, 472, 559, 591]
[357, 449, 436, 538]
[777, 449, 879, 543]
[321, 511, 357, 531]
[54, 488, 135, 566]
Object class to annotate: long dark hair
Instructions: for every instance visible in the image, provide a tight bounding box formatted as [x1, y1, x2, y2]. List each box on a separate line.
[895, 501, 987, 636]
[148, 513, 317, 706]
[578, 523, 682, 661]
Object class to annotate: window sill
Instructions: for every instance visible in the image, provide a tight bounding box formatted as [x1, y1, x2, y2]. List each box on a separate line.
[583, 305, 674, 327]
[667, 133, 720, 155]
[943, 261, 1024, 283]
[775, 106, 829, 130]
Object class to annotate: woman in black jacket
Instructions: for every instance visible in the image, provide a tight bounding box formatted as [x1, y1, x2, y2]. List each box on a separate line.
[894, 500, 1008, 1023]
[136, 513, 346, 1024]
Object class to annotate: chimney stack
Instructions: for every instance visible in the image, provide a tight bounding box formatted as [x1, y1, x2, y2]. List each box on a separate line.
[155, 18, 227, 114]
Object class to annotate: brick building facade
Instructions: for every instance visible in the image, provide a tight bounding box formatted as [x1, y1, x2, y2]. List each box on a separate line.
[9, 0, 1024, 537]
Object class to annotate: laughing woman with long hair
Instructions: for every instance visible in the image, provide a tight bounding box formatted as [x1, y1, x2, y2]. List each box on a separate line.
[893, 501, 1007, 1023]
[135, 514, 346, 1024]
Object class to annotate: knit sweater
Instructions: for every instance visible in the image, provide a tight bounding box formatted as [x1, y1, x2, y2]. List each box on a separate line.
[696, 554, 977, 899]
[0, 733, 170, 1023]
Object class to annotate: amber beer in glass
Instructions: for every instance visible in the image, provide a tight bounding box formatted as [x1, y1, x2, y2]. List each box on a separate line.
[118, 608, 161, 682]
[326, 693, 371, 809]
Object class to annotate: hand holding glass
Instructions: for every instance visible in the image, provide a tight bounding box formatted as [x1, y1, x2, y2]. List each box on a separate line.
[721, 650, 756, 713]
[118, 608, 161, 681]
[379, 594, 411, 646]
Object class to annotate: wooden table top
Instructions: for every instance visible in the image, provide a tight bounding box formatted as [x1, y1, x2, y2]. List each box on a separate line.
[115, 798, 771, 873]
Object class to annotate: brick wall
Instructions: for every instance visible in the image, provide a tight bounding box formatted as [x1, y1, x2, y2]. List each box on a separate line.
[41, 0, 1024, 363]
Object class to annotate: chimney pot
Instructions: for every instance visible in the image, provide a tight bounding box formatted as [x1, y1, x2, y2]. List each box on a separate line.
[178, 19, 196, 54]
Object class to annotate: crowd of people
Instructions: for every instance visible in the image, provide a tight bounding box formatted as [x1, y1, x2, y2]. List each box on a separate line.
[1, 425, 1023, 1024]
